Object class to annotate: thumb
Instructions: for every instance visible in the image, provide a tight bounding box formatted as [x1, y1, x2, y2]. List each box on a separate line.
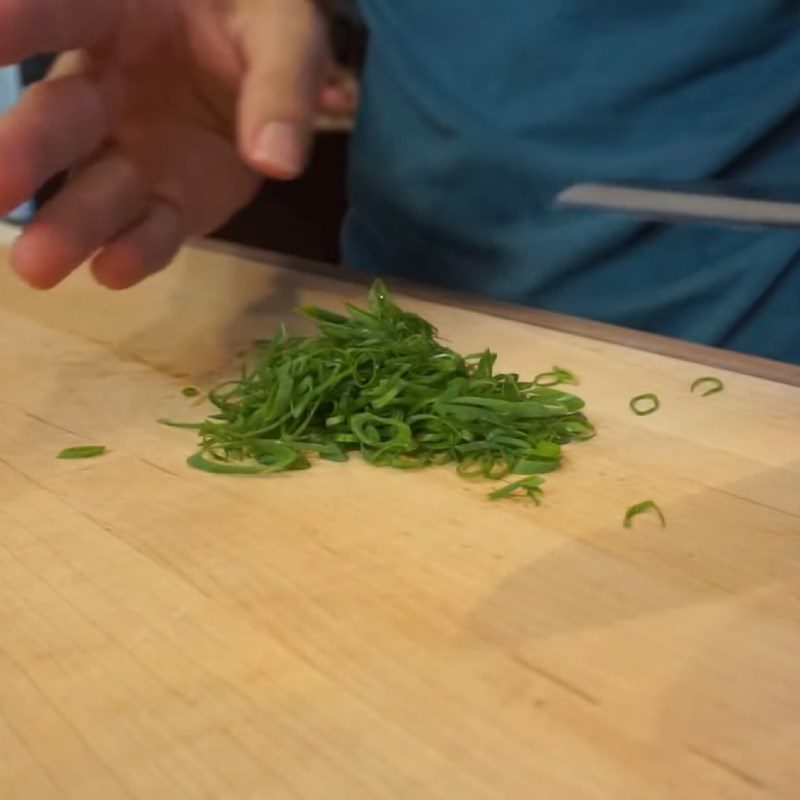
[235, 0, 330, 180]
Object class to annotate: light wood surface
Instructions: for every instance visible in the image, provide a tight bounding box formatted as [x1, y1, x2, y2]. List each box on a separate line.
[1, 223, 799, 800]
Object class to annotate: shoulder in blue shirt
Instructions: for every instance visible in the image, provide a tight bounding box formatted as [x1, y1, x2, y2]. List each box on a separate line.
[345, 1, 800, 364]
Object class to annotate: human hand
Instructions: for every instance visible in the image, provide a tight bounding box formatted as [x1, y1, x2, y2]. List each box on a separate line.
[0, 0, 330, 289]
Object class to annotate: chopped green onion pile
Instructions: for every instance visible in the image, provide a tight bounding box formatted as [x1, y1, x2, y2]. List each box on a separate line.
[691, 376, 724, 397]
[162, 281, 595, 500]
[57, 445, 107, 460]
[623, 500, 666, 528]
[629, 392, 660, 416]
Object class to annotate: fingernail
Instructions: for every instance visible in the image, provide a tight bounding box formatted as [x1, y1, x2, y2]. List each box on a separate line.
[251, 122, 305, 177]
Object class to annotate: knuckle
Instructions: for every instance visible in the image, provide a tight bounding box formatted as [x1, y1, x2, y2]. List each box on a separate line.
[102, 153, 145, 194]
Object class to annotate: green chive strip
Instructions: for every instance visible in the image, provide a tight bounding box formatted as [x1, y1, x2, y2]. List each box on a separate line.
[534, 366, 580, 387]
[57, 446, 107, 460]
[162, 281, 595, 502]
[489, 476, 545, 503]
[691, 377, 724, 397]
[630, 393, 660, 416]
[623, 500, 666, 528]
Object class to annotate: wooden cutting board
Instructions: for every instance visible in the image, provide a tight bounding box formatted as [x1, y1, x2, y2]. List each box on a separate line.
[1, 225, 799, 800]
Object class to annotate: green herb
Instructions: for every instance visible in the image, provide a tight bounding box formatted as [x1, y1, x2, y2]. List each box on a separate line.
[534, 366, 579, 387]
[162, 281, 594, 501]
[630, 393, 660, 416]
[691, 376, 724, 397]
[158, 419, 203, 430]
[187, 446, 302, 474]
[182, 387, 201, 398]
[57, 446, 107, 460]
[623, 500, 666, 528]
[489, 476, 545, 503]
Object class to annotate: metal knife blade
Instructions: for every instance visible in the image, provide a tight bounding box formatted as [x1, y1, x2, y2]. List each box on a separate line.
[555, 181, 800, 229]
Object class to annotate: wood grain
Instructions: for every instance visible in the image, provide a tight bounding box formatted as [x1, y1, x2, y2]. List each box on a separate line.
[1, 226, 799, 800]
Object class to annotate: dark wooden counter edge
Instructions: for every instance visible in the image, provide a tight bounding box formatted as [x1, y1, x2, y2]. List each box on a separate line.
[197, 237, 800, 389]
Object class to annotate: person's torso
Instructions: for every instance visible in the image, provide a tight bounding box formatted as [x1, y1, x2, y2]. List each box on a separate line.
[346, 0, 800, 363]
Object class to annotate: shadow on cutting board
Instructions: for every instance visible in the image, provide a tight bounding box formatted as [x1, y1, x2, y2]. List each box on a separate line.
[658, 600, 800, 797]
[469, 462, 799, 646]
[467, 466, 799, 794]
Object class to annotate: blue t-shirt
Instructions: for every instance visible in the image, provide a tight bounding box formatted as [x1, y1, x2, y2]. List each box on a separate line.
[344, 1, 800, 364]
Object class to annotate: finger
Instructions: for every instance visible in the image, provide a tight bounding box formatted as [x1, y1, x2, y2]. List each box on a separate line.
[90, 201, 183, 290]
[0, 75, 109, 216]
[235, 0, 329, 179]
[123, 122, 261, 235]
[0, 0, 175, 65]
[317, 67, 359, 116]
[0, 0, 121, 65]
[11, 153, 148, 289]
[318, 84, 358, 117]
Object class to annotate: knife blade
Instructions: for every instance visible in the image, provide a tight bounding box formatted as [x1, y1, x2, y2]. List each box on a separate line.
[555, 181, 800, 229]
